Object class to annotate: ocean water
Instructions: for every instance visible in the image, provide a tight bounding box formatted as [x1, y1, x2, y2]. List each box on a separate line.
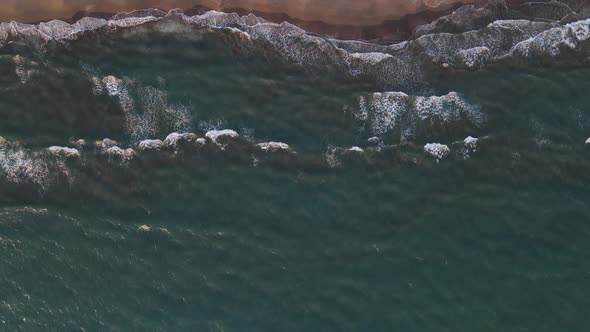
[1, 16, 590, 332]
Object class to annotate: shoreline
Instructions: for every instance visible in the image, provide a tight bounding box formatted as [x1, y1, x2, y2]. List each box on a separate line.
[0, 0, 571, 42]
[0, 0, 474, 26]
[50, 5, 462, 42]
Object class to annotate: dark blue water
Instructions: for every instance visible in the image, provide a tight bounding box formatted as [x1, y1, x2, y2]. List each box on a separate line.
[1, 21, 590, 331]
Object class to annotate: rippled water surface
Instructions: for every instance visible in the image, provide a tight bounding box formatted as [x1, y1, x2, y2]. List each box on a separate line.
[1, 17, 590, 331]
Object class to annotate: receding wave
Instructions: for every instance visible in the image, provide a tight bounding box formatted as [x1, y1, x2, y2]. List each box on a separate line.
[2, 7, 590, 201]
[1, 9, 590, 90]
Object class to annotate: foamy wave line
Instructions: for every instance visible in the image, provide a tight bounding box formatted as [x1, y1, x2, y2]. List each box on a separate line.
[0, 130, 296, 193]
[1, 128, 489, 195]
[1, 9, 589, 88]
[91, 74, 193, 143]
[0, 139, 72, 193]
[352, 91, 485, 142]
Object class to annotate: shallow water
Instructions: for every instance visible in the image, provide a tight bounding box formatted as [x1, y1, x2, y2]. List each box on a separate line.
[1, 14, 590, 331]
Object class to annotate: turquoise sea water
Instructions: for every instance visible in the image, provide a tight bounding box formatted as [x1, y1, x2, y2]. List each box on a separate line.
[1, 25, 590, 331]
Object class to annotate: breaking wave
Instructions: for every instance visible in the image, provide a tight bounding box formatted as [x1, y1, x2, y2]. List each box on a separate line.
[89, 74, 193, 143]
[352, 91, 485, 142]
[0, 9, 589, 90]
[2, 6, 590, 201]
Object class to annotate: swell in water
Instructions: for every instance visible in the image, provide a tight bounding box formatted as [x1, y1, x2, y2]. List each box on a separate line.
[2, 7, 590, 86]
[2, 4, 590, 331]
[1, 4, 590, 202]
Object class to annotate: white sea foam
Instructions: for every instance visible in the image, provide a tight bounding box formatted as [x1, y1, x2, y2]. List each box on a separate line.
[103, 146, 136, 163]
[138, 225, 152, 232]
[464, 136, 478, 149]
[0, 148, 50, 190]
[198, 119, 227, 133]
[355, 91, 484, 141]
[96, 75, 194, 143]
[2, 8, 585, 92]
[457, 47, 491, 69]
[350, 52, 393, 65]
[137, 139, 163, 151]
[206, 129, 239, 145]
[462, 136, 478, 159]
[256, 142, 293, 153]
[13, 55, 34, 83]
[163, 132, 198, 148]
[205, 129, 239, 150]
[163, 105, 193, 133]
[361, 92, 408, 136]
[102, 76, 122, 96]
[424, 143, 450, 161]
[47, 146, 80, 159]
[14, 206, 49, 215]
[137, 224, 171, 235]
[414, 92, 481, 123]
[131, 85, 166, 141]
[71, 139, 87, 149]
[347, 146, 364, 153]
[196, 138, 207, 147]
[94, 138, 119, 150]
[324, 145, 341, 168]
[511, 19, 590, 57]
[0, 144, 72, 192]
[91, 76, 103, 95]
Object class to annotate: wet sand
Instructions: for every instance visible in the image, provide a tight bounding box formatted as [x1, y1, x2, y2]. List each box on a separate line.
[0, 0, 474, 26]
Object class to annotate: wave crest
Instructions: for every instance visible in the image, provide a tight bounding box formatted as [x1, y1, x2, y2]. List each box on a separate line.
[1, 9, 589, 89]
[353, 91, 484, 142]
